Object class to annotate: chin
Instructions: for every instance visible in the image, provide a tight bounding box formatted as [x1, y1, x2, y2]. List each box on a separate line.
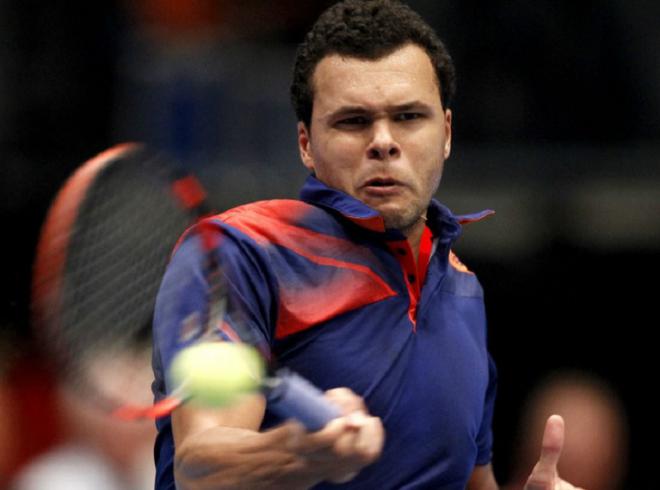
[380, 195, 430, 229]
[381, 210, 421, 232]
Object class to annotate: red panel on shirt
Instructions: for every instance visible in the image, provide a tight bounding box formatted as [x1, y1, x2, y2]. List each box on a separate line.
[219, 201, 397, 338]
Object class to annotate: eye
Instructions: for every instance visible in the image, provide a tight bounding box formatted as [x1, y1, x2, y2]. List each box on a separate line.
[394, 112, 423, 122]
[335, 115, 370, 128]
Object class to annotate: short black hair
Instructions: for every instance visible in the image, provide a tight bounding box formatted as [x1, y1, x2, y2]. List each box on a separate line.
[291, 0, 456, 128]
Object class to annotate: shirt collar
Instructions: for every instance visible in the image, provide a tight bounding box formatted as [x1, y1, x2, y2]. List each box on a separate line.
[299, 175, 492, 243]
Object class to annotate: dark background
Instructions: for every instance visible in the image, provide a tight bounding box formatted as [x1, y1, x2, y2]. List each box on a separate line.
[1, 1, 657, 487]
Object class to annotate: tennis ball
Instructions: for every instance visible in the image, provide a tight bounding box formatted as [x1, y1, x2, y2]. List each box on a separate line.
[168, 342, 265, 407]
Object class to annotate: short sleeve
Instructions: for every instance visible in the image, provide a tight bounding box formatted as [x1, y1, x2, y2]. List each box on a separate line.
[151, 221, 277, 400]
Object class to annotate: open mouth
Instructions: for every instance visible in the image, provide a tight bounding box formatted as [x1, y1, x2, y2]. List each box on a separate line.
[362, 177, 404, 197]
[364, 177, 399, 187]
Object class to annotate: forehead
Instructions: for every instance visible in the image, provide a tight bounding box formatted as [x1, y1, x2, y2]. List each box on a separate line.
[311, 44, 441, 112]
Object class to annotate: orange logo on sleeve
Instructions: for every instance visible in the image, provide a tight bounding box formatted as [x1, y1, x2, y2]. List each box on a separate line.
[449, 250, 473, 274]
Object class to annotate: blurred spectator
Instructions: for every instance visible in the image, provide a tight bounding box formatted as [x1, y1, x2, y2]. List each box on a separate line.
[504, 371, 629, 490]
[9, 350, 156, 490]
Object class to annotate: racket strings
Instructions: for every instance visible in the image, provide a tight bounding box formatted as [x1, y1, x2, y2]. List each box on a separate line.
[37, 152, 195, 397]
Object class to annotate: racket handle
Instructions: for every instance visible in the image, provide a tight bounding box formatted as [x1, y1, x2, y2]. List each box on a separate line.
[266, 368, 341, 431]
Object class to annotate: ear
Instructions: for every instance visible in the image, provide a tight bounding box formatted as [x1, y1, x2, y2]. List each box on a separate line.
[443, 109, 452, 159]
[297, 122, 316, 172]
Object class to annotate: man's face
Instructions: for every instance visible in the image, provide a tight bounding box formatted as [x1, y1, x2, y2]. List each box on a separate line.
[298, 43, 452, 233]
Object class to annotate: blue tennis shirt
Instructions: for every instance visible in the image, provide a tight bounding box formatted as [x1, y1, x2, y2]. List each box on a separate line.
[152, 175, 497, 489]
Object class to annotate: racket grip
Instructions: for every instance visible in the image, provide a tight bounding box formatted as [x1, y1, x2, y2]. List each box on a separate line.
[266, 368, 341, 431]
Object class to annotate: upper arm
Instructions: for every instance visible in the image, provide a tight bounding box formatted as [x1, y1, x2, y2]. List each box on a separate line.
[467, 463, 499, 490]
[154, 227, 274, 379]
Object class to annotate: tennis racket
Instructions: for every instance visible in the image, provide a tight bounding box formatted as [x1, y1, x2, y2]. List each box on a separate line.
[31, 143, 339, 431]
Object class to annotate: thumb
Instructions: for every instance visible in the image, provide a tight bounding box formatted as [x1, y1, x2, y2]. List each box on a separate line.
[525, 414, 565, 490]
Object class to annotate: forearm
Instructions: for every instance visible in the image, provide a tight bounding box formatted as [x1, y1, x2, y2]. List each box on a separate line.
[172, 396, 317, 489]
[174, 424, 317, 490]
[171, 389, 384, 489]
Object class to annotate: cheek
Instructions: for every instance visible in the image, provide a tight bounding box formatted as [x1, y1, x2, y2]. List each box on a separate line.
[431, 160, 445, 184]
[418, 132, 446, 188]
[312, 134, 362, 179]
[419, 166, 443, 201]
[410, 143, 444, 184]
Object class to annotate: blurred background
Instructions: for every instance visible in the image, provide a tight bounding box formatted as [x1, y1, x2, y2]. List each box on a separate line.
[1, 0, 657, 488]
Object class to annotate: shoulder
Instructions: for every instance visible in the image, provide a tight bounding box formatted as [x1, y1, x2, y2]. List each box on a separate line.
[218, 199, 316, 226]
[212, 199, 341, 246]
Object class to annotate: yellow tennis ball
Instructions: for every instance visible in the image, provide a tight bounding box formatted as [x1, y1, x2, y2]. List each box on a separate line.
[168, 342, 265, 407]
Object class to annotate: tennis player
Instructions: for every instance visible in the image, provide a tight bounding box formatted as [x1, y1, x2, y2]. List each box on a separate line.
[152, 1, 584, 488]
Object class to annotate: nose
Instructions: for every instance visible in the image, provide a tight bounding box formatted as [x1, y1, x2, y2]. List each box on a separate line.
[366, 120, 400, 160]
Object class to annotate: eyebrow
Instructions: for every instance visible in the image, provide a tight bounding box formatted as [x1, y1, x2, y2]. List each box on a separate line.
[390, 101, 432, 112]
[327, 100, 433, 119]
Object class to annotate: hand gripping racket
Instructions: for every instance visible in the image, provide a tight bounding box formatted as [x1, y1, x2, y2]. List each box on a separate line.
[31, 143, 339, 430]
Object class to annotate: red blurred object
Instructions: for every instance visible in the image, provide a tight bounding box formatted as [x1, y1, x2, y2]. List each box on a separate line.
[0, 351, 64, 484]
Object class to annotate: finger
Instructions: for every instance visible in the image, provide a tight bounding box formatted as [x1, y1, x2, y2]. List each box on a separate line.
[326, 415, 384, 484]
[324, 388, 368, 415]
[308, 413, 381, 463]
[329, 421, 361, 459]
[524, 415, 565, 490]
[352, 414, 385, 463]
[537, 414, 565, 470]
[300, 419, 361, 481]
[292, 416, 350, 453]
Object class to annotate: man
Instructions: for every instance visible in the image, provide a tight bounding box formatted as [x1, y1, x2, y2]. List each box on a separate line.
[152, 1, 584, 488]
